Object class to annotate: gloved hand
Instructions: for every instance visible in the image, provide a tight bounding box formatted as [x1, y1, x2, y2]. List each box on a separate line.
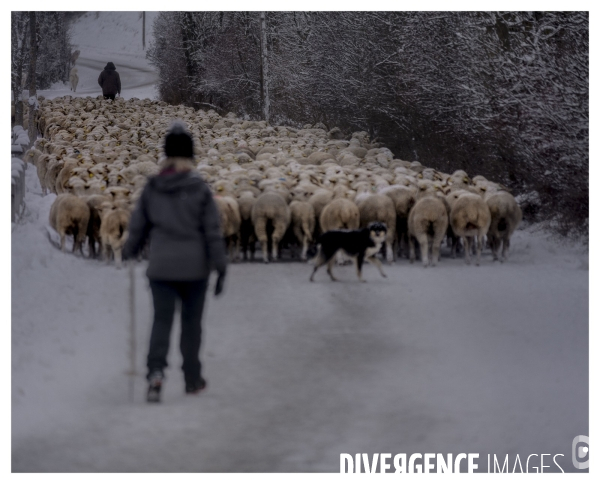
[214, 271, 226, 296]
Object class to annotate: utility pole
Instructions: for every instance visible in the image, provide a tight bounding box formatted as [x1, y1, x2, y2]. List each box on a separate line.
[260, 12, 270, 124]
[27, 11, 37, 148]
[142, 12, 146, 50]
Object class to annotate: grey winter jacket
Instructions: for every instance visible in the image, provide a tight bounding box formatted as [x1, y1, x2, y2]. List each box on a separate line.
[123, 163, 227, 280]
[98, 62, 121, 97]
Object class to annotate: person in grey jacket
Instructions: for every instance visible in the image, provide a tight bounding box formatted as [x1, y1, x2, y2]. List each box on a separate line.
[122, 121, 227, 403]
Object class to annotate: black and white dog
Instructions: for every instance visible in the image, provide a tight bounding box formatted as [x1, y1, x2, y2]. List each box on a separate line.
[309, 222, 388, 282]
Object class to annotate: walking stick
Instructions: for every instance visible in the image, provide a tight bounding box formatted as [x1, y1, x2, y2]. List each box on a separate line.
[128, 261, 137, 403]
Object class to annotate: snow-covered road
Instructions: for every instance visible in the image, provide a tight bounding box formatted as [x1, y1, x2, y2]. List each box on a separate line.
[11, 162, 588, 472]
[11, 10, 589, 473]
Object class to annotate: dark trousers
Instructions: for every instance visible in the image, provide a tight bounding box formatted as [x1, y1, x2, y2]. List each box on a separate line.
[103, 93, 116, 101]
[147, 279, 208, 384]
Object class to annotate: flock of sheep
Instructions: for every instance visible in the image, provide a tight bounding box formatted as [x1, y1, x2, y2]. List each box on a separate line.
[25, 95, 522, 270]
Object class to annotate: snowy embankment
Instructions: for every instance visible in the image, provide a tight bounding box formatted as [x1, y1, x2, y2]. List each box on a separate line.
[12, 160, 588, 472]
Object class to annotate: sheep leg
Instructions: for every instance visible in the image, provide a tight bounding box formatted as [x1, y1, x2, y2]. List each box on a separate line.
[385, 234, 394, 263]
[475, 235, 484, 266]
[408, 235, 416, 264]
[114, 247, 123, 269]
[102, 240, 111, 262]
[431, 239, 441, 267]
[430, 234, 442, 267]
[59, 232, 67, 252]
[463, 237, 472, 265]
[78, 236, 86, 257]
[88, 237, 96, 259]
[501, 236, 509, 263]
[76, 226, 87, 257]
[301, 235, 309, 261]
[249, 237, 256, 261]
[417, 235, 430, 268]
[254, 218, 269, 263]
[489, 235, 499, 261]
[402, 231, 410, 259]
[271, 220, 288, 262]
[366, 255, 387, 278]
[236, 235, 241, 262]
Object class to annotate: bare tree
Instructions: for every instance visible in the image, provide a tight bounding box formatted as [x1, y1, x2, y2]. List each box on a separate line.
[11, 12, 29, 127]
[260, 12, 270, 123]
[146, 11, 588, 235]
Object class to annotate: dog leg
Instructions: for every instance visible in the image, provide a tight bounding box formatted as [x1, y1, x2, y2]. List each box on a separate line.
[367, 255, 387, 278]
[356, 254, 366, 282]
[326, 258, 338, 281]
[309, 252, 326, 282]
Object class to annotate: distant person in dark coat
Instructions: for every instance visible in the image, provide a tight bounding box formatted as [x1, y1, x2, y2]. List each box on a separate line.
[98, 62, 121, 100]
[122, 121, 228, 403]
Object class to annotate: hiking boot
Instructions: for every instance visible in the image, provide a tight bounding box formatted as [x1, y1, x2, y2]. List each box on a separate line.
[147, 370, 164, 403]
[185, 377, 207, 395]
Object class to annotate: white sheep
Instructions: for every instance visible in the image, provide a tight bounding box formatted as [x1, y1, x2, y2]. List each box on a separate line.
[357, 194, 396, 262]
[448, 190, 492, 265]
[407, 195, 448, 267]
[289, 201, 316, 260]
[251, 192, 291, 263]
[83, 194, 111, 258]
[49, 193, 91, 255]
[379, 185, 417, 259]
[214, 195, 242, 261]
[99, 203, 131, 268]
[320, 198, 360, 232]
[485, 191, 522, 262]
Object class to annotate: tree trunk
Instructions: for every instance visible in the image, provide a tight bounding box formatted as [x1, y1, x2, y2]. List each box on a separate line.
[27, 11, 38, 147]
[13, 15, 29, 127]
[260, 12, 270, 124]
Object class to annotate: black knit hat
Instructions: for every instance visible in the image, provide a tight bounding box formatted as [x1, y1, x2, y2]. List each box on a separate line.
[164, 120, 194, 158]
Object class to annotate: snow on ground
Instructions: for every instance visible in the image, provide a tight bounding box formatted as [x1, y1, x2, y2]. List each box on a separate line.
[11, 10, 589, 474]
[12, 158, 589, 472]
